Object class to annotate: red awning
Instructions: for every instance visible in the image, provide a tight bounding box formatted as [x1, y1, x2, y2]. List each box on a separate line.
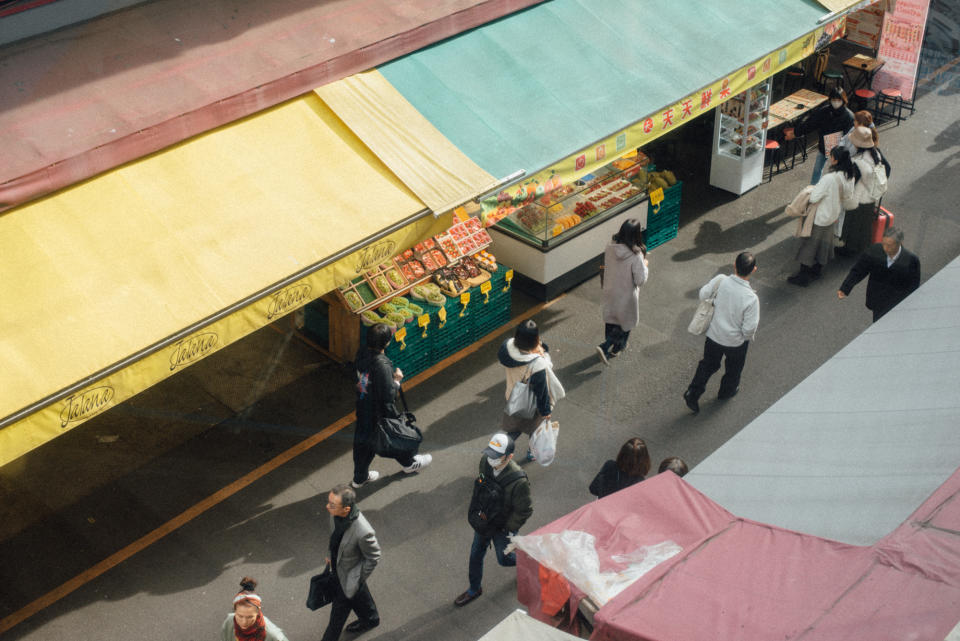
[0, 0, 545, 211]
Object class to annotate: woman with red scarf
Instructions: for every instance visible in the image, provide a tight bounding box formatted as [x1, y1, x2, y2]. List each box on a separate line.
[220, 577, 291, 641]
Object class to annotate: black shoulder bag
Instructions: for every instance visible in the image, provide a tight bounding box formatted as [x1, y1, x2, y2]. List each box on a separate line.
[373, 386, 423, 457]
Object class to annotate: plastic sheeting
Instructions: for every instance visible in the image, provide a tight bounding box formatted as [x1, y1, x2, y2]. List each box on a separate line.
[516, 472, 960, 641]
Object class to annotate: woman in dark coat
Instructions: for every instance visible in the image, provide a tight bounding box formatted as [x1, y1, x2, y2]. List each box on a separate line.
[589, 438, 651, 498]
[353, 323, 431, 488]
[785, 86, 855, 185]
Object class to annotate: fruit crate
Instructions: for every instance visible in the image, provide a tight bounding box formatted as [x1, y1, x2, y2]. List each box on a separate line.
[471, 267, 513, 338]
[431, 292, 474, 362]
[646, 180, 682, 235]
[644, 223, 679, 251]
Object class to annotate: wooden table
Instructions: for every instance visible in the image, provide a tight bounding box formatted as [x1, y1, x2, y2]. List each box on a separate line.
[842, 54, 885, 91]
[768, 89, 828, 128]
[767, 89, 828, 168]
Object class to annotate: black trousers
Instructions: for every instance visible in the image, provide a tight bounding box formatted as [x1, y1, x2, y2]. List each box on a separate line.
[687, 337, 749, 400]
[352, 422, 415, 485]
[320, 577, 379, 641]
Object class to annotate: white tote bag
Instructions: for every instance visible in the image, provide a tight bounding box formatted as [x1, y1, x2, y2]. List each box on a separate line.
[505, 362, 539, 419]
[529, 419, 559, 466]
[687, 276, 725, 335]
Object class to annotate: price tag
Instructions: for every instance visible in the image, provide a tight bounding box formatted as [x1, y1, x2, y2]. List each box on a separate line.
[649, 187, 664, 206]
[418, 313, 430, 338]
[394, 326, 407, 350]
[437, 306, 447, 329]
[459, 292, 471, 317]
[504, 269, 514, 292]
[480, 280, 492, 304]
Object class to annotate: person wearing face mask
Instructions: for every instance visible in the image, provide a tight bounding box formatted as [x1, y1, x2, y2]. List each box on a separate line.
[455, 433, 533, 607]
[784, 87, 854, 185]
[220, 577, 291, 641]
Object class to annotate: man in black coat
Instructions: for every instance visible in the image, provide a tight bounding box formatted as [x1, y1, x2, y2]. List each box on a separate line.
[838, 227, 920, 322]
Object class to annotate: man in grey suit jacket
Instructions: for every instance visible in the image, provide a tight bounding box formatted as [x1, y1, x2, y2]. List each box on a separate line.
[321, 484, 381, 641]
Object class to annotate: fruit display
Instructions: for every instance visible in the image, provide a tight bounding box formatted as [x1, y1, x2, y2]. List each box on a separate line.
[433, 267, 465, 297]
[435, 232, 461, 261]
[385, 267, 407, 290]
[515, 204, 547, 234]
[385, 311, 408, 326]
[361, 310, 385, 326]
[475, 250, 497, 272]
[573, 200, 596, 218]
[343, 290, 363, 311]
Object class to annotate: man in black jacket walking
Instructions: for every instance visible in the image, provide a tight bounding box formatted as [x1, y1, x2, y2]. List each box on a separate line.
[454, 433, 533, 607]
[838, 227, 920, 322]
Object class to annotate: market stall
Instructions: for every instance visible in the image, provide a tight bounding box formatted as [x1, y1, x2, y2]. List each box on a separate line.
[513, 471, 960, 641]
[315, 0, 849, 298]
[302, 214, 514, 377]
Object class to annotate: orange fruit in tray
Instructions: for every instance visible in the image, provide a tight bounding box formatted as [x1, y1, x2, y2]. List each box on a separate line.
[552, 224, 564, 236]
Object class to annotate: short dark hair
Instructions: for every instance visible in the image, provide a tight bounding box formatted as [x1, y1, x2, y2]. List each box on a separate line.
[882, 226, 904, 244]
[616, 438, 651, 478]
[514, 319, 540, 352]
[735, 252, 756, 276]
[330, 483, 357, 512]
[828, 86, 846, 102]
[612, 218, 645, 253]
[366, 323, 393, 352]
[658, 456, 689, 477]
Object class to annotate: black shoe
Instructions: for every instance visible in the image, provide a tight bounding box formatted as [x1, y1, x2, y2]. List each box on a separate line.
[454, 588, 482, 607]
[717, 387, 740, 401]
[683, 389, 700, 414]
[345, 619, 380, 633]
[787, 271, 812, 286]
[835, 246, 857, 258]
[809, 264, 823, 280]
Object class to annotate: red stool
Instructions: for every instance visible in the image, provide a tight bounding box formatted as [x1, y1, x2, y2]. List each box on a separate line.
[764, 140, 784, 182]
[854, 88, 876, 117]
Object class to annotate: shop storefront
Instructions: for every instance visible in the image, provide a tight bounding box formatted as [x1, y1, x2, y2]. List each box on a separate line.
[0, 94, 444, 467]
[314, 0, 854, 298]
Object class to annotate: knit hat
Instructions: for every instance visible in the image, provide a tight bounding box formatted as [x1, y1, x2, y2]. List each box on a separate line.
[848, 126, 875, 149]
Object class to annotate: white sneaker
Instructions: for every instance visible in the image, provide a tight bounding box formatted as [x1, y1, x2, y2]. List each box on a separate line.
[402, 453, 433, 474]
[596, 346, 610, 365]
[351, 470, 380, 488]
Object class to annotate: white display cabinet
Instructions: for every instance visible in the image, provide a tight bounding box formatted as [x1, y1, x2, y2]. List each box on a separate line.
[709, 79, 771, 195]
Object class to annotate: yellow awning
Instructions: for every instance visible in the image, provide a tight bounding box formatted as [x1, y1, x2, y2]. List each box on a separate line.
[315, 70, 499, 214]
[0, 93, 448, 467]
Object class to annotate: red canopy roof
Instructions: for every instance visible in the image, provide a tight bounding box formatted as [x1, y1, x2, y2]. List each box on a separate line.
[517, 471, 960, 641]
[0, 0, 544, 211]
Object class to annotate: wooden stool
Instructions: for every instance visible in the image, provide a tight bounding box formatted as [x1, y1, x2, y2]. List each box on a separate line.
[764, 140, 784, 182]
[854, 88, 877, 116]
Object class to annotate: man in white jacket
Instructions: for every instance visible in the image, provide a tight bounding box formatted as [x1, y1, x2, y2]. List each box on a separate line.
[683, 252, 759, 414]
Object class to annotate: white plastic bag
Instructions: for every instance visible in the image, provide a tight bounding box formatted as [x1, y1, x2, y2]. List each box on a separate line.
[529, 419, 559, 466]
[511, 529, 682, 606]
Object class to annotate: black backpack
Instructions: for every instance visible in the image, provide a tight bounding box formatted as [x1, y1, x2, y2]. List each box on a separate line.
[467, 470, 527, 537]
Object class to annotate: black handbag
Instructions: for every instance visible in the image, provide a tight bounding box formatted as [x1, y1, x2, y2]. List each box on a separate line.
[306, 567, 337, 610]
[373, 387, 423, 457]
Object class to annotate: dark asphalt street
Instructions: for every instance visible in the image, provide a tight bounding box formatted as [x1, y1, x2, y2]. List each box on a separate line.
[2, 47, 959, 641]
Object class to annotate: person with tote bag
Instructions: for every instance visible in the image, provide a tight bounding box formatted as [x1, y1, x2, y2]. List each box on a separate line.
[596, 218, 649, 365]
[497, 320, 564, 461]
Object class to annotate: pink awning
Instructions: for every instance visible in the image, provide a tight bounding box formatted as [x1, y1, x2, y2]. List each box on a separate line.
[517, 471, 960, 641]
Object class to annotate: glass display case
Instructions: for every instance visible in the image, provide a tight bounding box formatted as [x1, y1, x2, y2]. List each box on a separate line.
[492, 156, 651, 248]
[710, 79, 771, 195]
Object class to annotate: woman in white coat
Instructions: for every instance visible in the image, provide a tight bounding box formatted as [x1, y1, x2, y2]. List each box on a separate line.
[787, 146, 859, 286]
[597, 218, 649, 364]
[840, 125, 886, 256]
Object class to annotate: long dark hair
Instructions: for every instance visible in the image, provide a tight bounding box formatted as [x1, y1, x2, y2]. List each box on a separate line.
[829, 146, 859, 182]
[612, 218, 645, 255]
[616, 437, 651, 478]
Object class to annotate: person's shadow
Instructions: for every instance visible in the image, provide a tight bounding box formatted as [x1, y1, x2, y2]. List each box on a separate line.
[671, 206, 795, 262]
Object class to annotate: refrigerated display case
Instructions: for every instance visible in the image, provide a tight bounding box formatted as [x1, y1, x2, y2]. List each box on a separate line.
[709, 78, 771, 195]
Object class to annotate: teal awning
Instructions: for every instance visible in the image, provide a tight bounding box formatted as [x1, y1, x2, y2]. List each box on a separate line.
[378, 0, 830, 180]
